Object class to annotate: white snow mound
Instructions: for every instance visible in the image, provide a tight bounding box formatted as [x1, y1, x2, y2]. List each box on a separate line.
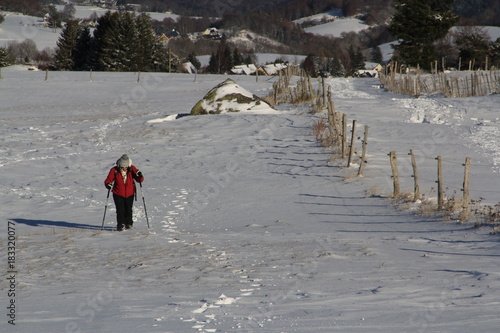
[190, 79, 275, 115]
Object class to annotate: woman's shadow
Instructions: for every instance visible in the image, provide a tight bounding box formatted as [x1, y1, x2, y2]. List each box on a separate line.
[9, 218, 113, 231]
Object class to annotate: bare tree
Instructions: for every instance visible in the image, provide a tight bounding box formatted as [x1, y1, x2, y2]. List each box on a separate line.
[6, 39, 39, 63]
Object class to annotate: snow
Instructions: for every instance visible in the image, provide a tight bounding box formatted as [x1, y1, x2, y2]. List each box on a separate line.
[231, 64, 257, 75]
[261, 63, 287, 75]
[293, 9, 344, 25]
[303, 18, 369, 38]
[191, 78, 276, 114]
[1, 64, 500, 332]
[54, 4, 180, 21]
[0, 11, 62, 50]
[294, 9, 369, 38]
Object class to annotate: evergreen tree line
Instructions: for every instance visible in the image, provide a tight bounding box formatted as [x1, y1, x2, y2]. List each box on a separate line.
[54, 11, 168, 72]
[302, 45, 366, 77]
[206, 36, 255, 74]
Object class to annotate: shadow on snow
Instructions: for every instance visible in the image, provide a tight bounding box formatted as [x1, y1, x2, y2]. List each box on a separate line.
[8, 218, 113, 231]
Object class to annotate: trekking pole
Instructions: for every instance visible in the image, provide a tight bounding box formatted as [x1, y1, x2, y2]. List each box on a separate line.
[101, 186, 112, 230]
[139, 182, 150, 229]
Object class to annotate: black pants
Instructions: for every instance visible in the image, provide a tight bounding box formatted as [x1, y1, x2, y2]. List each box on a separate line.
[113, 194, 134, 229]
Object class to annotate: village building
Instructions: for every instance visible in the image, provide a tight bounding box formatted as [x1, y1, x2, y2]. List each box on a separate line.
[231, 64, 258, 75]
[201, 28, 222, 40]
[355, 62, 383, 77]
[259, 63, 287, 75]
[165, 29, 180, 39]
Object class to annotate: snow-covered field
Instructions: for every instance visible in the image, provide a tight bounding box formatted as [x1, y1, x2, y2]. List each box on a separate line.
[1, 64, 499, 332]
[0, 11, 62, 50]
[303, 18, 368, 38]
[295, 9, 369, 38]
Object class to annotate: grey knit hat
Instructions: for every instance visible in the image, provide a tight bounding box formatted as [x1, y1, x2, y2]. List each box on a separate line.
[117, 154, 132, 168]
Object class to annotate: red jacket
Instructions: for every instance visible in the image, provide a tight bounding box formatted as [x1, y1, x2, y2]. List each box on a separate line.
[104, 165, 144, 198]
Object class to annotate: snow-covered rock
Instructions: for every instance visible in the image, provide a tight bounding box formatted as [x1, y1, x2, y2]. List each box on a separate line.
[190, 78, 275, 115]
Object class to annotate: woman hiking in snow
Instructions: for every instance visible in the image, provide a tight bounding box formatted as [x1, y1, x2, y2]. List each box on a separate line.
[104, 154, 144, 231]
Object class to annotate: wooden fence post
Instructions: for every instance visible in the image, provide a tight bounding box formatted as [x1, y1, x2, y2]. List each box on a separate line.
[347, 120, 357, 167]
[342, 114, 347, 159]
[436, 156, 443, 210]
[327, 87, 335, 140]
[409, 149, 420, 202]
[357, 125, 368, 177]
[389, 151, 400, 198]
[322, 76, 327, 108]
[461, 157, 471, 220]
[45, 69, 49, 81]
[334, 111, 341, 143]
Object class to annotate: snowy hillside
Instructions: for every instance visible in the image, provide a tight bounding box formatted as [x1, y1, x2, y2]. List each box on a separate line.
[0, 11, 62, 50]
[303, 18, 368, 38]
[1, 65, 499, 332]
[53, 4, 179, 21]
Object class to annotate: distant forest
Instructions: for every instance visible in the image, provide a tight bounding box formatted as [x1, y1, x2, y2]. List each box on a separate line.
[1, 0, 499, 26]
[126, 0, 499, 26]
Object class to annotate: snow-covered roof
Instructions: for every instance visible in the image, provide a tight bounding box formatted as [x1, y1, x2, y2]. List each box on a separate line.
[231, 64, 257, 75]
[182, 62, 197, 74]
[260, 63, 287, 75]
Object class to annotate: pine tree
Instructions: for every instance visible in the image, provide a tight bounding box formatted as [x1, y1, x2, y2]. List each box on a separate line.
[301, 54, 316, 77]
[215, 35, 232, 73]
[186, 52, 201, 70]
[46, 5, 63, 29]
[150, 40, 168, 72]
[347, 46, 365, 75]
[207, 52, 217, 73]
[135, 13, 156, 71]
[232, 48, 243, 66]
[389, 0, 458, 70]
[207, 36, 233, 74]
[0, 47, 9, 67]
[96, 12, 123, 71]
[222, 44, 232, 72]
[54, 20, 81, 70]
[53, 10, 169, 72]
[329, 58, 345, 77]
[370, 46, 383, 64]
[120, 12, 140, 71]
[353, 47, 365, 71]
[73, 26, 96, 71]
